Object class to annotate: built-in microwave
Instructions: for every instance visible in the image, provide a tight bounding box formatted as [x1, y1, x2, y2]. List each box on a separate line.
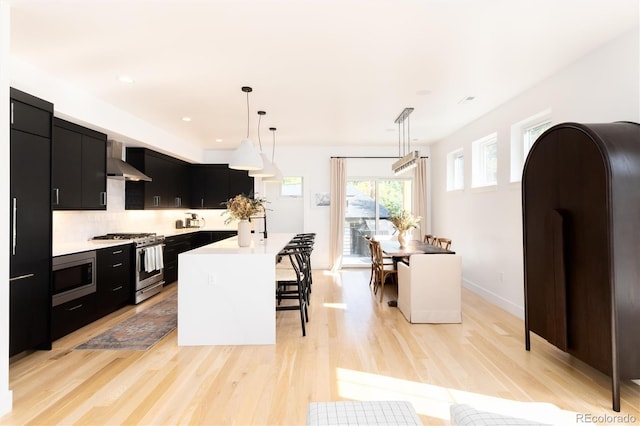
[52, 251, 96, 307]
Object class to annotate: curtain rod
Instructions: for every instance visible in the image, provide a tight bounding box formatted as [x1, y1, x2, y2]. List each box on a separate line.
[330, 156, 429, 159]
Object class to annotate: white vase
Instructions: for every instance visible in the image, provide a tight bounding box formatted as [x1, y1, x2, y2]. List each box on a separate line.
[398, 231, 407, 248]
[237, 220, 251, 247]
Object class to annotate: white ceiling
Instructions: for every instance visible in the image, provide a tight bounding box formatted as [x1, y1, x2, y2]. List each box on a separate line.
[9, 0, 639, 151]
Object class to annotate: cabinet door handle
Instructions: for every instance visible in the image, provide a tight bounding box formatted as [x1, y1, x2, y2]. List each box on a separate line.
[112, 250, 123, 255]
[10, 102, 14, 124]
[11, 198, 17, 255]
[153, 195, 160, 207]
[111, 285, 123, 292]
[112, 262, 123, 268]
[175, 197, 181, 207]
[100, 191, 107, 206]
[53, 188, 60, 206]
[66, 304, 83, 311]
[201, 198, 204, 208]
[9, 273, 34, 282]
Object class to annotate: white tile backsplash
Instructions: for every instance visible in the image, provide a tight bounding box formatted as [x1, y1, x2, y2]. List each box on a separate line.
[53, 178, 235, 244]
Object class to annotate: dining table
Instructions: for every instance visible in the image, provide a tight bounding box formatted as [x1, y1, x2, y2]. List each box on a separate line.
[379, 239, 456, 306]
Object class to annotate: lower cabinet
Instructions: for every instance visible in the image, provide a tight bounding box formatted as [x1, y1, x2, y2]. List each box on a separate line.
[164, 231, 237, 284]
[163, 235, 192, 285]
[51, 293, 98, 341]
[96, 244, 133, 318]
[51, 244, 133, 340]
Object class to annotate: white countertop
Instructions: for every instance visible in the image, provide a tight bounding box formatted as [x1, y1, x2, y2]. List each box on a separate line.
[181, 233, 296, 256]
[53, 240, 135, 257]
[52, 228, 237, 257]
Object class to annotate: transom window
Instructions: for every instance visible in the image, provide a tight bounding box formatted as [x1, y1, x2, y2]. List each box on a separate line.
[472, 133, 498, 188]
[446, 149, 464, 191]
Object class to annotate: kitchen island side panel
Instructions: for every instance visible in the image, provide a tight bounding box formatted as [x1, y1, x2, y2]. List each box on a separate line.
[177, 233, 294, 346]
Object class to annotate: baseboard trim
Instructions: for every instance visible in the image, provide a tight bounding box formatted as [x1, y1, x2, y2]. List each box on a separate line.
[462, 278, 524, 319]
[0, 389, 13, 417]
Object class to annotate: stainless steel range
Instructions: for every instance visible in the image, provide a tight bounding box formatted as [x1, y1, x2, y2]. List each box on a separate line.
[93, 233, 165, 304]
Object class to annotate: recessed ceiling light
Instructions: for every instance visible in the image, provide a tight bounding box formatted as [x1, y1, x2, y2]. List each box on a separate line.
[458, 96, 476, 104]
[215, 138, 223, 143]
[386, 128, 396, 132]
[182, 116, 192, 122]
[416, 89, 432, 96]
[117, 75, 135, 84]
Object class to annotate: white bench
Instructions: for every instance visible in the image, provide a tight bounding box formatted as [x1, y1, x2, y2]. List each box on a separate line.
[397, 254, 462, 323]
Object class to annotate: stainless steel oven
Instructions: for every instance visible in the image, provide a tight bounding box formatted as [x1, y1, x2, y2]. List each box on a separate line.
[52, 251, 96, 307]
[134, 235, 165, 303]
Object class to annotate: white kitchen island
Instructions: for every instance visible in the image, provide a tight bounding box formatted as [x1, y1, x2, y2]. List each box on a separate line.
[177, 233, 295, 346]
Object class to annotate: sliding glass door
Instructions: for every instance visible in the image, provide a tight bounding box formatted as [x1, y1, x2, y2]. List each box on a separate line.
[343, 178, 412, 266]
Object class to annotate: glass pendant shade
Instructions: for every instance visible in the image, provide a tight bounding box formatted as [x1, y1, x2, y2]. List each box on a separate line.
[229, 139, 263, 171]
[263, 162, 283, 182]
[249, 153, 276, 178]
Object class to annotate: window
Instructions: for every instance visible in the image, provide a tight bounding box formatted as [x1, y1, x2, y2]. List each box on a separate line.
[281, 176, 303, 197]
[446, 149, 464, 191]
[472, 133, 498, 188]
[342, 178, 412, 266]
[510, 109, 552, 182]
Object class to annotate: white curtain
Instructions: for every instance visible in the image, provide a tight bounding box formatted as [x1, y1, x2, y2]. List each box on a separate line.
[329, 158, 346, 271]
[413, 158, 429, 238]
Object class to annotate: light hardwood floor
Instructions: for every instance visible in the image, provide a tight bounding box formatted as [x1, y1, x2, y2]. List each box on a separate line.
[2, 269, 639, 425]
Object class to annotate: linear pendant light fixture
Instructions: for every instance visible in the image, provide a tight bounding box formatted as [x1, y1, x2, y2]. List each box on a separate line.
[263, 127, 284, 182]
[249, 110, 276, 178]
[229, 86, 263, 171]
[392, 107, 419, 175]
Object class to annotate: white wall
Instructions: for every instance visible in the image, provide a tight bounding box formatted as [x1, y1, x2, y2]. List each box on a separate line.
[0, 1, 11, 417]
[429, 27, 640, 318]
[205, 146, 431, 269]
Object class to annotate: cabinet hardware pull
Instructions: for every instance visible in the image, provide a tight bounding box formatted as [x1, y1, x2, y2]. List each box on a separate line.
[112, 286, 123, 292]
[10, 102, 14, 124]
[53, 188, 60, 205]
[112, 250, 123, 255]
[100, 191, 107, 206]
[9, 273, 35, 282]
[112, 262, 123, 268]
[201, 198, 204, 208]
[67, 304, 83, 311]
[11, 198, 17, 255]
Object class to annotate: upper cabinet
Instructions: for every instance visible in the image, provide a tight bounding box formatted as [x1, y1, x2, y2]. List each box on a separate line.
[125, 148, 191, 209]
[190, 164, 254, 209]
[52, 118, 107, 210]
[125, 148, 254, 210]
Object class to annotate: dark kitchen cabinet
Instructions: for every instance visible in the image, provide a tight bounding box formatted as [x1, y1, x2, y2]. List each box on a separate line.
[9, 88, 53, 356]
[522, 121, 640, 412]
[96, 244, 133, 318]
[163, 231, 237, 284]
[190, 164, 254, 209]
[52, 118, 107, 210]
[163, 234, 193, 284]
[51, 292, 97, 341]
[125, 148, 191, 209]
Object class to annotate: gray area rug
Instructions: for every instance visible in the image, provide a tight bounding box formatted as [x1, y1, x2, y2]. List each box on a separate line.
[75, 293, 177, 351]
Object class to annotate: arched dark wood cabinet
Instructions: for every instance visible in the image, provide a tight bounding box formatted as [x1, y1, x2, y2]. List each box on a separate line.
[522, 121, 640, 412]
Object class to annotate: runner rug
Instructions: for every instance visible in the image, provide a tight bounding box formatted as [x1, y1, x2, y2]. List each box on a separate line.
[75, 293, 177, 351]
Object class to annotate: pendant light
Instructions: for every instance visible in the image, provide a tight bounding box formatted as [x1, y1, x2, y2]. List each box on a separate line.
[263, 127, 284, 182]
[391, 107, 419, 175]
[229, 86, 263, 171]
[249, 111, 276, 178]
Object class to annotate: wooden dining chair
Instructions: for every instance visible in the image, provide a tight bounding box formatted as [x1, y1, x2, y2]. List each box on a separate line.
[423, 234, 435, 245]
[435, 237, 452, 250]
[370, 239, 397, 302]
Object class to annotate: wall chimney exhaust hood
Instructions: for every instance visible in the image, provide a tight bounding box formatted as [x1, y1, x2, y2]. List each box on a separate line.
[107, 140, 152, 181]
